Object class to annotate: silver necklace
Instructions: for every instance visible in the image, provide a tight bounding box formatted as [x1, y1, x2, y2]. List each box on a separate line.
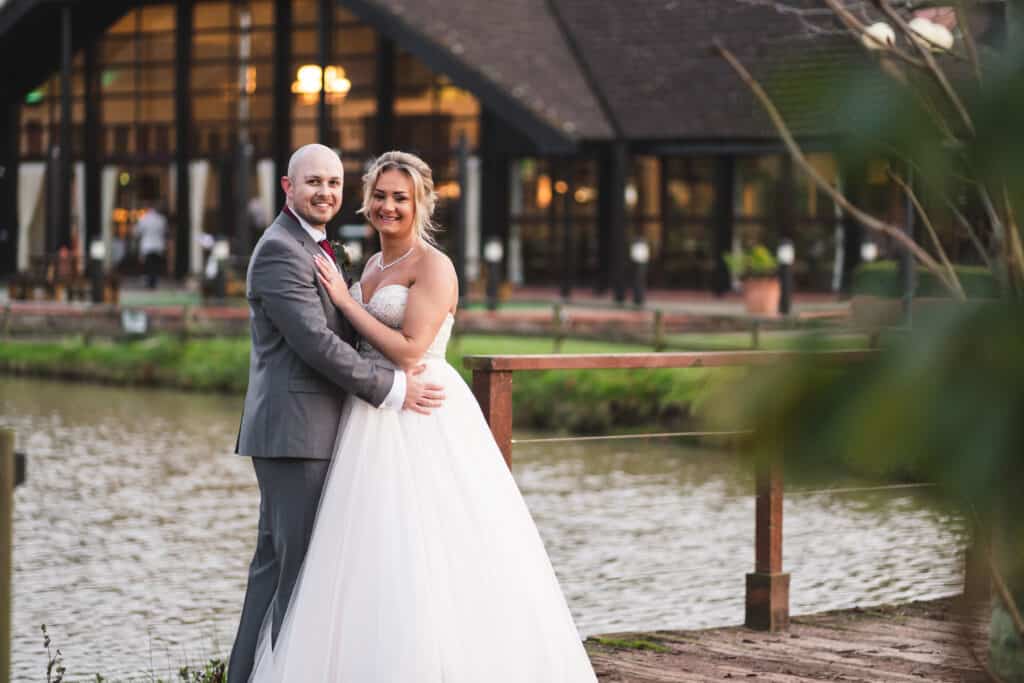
[378, 246, 416, 271]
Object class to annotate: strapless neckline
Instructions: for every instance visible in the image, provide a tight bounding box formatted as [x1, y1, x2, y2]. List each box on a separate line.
[351, 281, 455, 320]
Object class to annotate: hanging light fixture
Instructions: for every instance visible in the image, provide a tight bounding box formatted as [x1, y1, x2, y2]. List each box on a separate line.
[291, 65, 352, 104]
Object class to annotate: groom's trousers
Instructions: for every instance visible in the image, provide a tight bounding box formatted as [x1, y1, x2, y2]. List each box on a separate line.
[227, 456, 331, 683]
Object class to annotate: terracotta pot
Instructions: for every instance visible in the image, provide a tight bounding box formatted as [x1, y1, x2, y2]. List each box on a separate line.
[742, 276, 781, 316]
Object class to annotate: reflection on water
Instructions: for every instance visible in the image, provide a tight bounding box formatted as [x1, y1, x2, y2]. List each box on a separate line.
[2, 377, 965, 681]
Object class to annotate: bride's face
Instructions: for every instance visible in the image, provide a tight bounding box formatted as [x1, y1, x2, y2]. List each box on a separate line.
[369, 169, 416, 240]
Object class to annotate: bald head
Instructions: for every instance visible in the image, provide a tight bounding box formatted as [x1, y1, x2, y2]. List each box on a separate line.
[287, 144, 342, 180]
[282, 144, 345, 231]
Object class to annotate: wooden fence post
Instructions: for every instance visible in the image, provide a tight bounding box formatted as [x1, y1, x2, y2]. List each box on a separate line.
[745, 455, 790, 631]
[652, 310, 665, 351]
[1, 428, 15, 683]
[472, 369, 514, 469]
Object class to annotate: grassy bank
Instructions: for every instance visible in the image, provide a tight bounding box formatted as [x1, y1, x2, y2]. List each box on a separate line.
[0, 332, 866, 434]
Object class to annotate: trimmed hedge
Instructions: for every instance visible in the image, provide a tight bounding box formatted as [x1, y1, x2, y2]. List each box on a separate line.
[851, 260, 999, 299]
[0, 335, 714, 434]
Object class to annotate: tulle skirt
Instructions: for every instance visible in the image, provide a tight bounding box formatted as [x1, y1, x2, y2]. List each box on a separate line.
[249, 359, 597, 682]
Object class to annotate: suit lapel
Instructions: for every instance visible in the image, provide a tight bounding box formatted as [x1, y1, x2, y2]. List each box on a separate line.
[275, 211, 344, 332]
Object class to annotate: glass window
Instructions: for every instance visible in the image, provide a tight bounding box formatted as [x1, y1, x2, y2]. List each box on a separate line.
[334, 26, 375, 55]
[251, 29, 275, 59]
[101, 67, 135, 95]
[193, 95, 232, 122]
[292, 28, 318, 59]
[193, 32, 235, 60]
[102, 38, 135, 64]
[195, 3, 233, 30]
[107, 12, 136, 35]
[293, 0, 318, 24]
[141, 5, 175, 33]
[251, 1, 275, 27]
[139, 34, 175, 62]
[193, 64, 236, 93]
[137, 66, 176, 94]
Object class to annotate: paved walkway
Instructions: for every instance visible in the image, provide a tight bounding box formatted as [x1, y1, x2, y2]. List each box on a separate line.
[1, 280, 851, 316]
[586, 598, 990, 682]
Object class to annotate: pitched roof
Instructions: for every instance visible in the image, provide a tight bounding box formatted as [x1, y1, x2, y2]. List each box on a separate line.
[350, 0, 861, 147]
[345, 0, 614, 151]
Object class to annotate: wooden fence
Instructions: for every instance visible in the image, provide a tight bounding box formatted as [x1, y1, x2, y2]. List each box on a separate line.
[465, 350, 874, 633]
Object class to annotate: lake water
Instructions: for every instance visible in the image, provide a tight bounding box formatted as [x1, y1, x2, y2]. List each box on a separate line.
[1, 376, 965, 681]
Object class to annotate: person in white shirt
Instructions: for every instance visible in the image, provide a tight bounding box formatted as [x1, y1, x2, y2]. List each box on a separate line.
[133, 202, 168, 289]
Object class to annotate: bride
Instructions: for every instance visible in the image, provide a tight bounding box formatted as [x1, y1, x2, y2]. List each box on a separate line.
[249, 151, 597, 682]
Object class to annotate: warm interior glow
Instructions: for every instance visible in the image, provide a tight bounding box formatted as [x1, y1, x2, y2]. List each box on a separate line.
[536, 174, 552, 209]
[291, 64, 352, 104]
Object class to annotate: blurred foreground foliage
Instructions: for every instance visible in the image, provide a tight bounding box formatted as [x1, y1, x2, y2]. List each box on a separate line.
[723, 6, 1024, 673]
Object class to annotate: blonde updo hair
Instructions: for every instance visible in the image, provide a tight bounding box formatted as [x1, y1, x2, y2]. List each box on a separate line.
[358, 151, 439, 245]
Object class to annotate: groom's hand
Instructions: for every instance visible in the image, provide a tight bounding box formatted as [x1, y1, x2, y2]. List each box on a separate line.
[403, 364, 445, 415]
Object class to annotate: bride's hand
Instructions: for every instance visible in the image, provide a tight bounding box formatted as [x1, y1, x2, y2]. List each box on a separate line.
[314, 254, 354, 310]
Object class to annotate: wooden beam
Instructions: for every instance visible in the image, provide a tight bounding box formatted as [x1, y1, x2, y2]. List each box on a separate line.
[0, 97, 18, 277]
[463, 349, 873, 372]
[174, 0, 193, 278]
[84, 42, 102, 260]
[0, 428, 14, 682]
[712, 155, 735, 296]
[608, 140, 628, 303]
[317, 0, 333, 146]
[56, 4, 73, 251]
[272, 0, 292, 208]
[375, 36, 395, 155]
[471, 370, 513, 468]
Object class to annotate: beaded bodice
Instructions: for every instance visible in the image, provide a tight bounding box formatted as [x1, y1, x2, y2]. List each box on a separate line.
[349, 282, 453, 367]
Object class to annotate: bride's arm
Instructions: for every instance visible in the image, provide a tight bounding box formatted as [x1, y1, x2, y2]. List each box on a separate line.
[314, 252, 456, 371]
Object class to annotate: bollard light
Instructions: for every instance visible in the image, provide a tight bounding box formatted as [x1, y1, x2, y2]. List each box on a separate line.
[483, 237, 504, 311]
[776, 241, 795, 267]
[89, 240, 106, 261]
[212, 240, 231, 262]
[483, 238, 504, 265]
[630, 240, 650, 266]
[630, 239, 650, 307]
[205, 240, 231, 299]
[88, 240, 107, 304]
[861, 241, 878, 263]
[777, 239, 795, 316]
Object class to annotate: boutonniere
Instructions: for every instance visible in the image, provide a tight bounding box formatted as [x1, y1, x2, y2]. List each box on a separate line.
[329, 239, 351, 272]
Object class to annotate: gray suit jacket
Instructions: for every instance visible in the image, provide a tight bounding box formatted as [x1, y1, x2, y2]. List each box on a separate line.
[235, 210, 395, 460]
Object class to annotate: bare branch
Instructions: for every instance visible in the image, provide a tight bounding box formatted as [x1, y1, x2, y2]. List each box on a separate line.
[991, 548, 1024, 642]
[715, 40, 964, 299]
[1001, 187, 1024, 295]
[888, 169, 965, 297]
[876, 0, 976, 135]
[946, 200, 994, 270]
[954, 0, 984, 82]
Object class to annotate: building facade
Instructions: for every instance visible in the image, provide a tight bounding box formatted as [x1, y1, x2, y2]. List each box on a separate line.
[3, 0, 987, 298]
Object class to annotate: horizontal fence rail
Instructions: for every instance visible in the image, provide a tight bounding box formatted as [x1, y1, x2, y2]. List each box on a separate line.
[464, 349, 874, 633]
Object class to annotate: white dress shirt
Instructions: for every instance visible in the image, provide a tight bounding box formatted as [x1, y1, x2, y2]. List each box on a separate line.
[290, 205, 407, 411]
[133, 209, 168, 256]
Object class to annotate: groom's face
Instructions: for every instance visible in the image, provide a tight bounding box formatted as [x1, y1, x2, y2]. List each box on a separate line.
[282, 151, 344, 230]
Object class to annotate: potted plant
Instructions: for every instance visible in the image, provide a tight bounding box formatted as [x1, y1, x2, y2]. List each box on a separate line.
[723, 245, 780, 315]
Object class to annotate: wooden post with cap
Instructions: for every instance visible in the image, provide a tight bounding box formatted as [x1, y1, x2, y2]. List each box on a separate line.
[1, 428, 15, 683]
[745, 454, 790, 631]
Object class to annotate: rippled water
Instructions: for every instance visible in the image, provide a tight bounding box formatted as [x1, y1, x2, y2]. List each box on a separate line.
[2, 376, 965, 681]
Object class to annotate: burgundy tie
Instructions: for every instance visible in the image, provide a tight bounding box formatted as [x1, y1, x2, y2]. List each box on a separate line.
[318, 239, 336, 262]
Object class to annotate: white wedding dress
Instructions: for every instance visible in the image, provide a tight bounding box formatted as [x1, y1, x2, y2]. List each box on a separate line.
[250, 283, 597, 682]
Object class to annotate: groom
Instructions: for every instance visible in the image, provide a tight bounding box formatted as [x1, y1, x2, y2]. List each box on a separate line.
[228, 144, 444, 683]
